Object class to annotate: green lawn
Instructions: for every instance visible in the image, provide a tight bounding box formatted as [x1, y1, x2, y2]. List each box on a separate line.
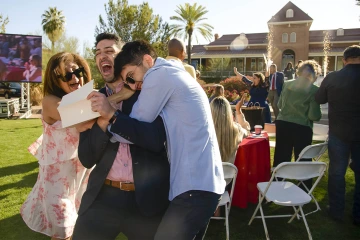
[0, 119, 359, 239]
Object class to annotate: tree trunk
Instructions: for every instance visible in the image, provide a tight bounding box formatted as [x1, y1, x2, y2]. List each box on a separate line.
[51, 41, 54, 53]
[187, 30, 192, 65]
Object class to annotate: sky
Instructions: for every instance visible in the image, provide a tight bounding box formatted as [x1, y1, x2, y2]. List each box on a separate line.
[1, 0, 359, 54]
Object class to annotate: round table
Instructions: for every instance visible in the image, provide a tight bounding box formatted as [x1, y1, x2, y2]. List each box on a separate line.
[231, 132, 271, 208]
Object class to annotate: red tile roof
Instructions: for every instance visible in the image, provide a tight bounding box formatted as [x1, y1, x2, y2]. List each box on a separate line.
[309, 47, 346, 53]
[268, 1, 313, 23]
[206, 33, 268, 46]
[192, 49, 267, 57]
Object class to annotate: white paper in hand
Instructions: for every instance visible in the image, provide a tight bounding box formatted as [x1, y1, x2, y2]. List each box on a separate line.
[263, 54, 273, 69]
[58, 80, 100, 128]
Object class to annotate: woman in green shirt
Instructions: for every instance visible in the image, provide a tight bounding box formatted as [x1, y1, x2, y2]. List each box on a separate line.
[273, 60, 322, 186]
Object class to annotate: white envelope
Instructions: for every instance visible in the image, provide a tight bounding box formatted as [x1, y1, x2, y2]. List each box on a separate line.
[58, 80, 100, 128]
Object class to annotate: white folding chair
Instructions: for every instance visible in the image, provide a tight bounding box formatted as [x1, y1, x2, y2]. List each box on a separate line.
[294, 142, 328, 215]
[312, 123, 329, 142]
[248, 162, 327, 240]
[211, 162, 238, 240]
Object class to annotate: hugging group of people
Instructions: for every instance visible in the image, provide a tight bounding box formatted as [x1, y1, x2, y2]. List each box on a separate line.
[20, 33, 226, 240]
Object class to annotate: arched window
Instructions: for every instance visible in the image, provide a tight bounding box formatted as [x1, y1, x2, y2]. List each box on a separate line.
[290, 32, 296, 43]
[337, 28, 344, 36]
[286, 9, 294, 18]
[282, 33, 288, 43]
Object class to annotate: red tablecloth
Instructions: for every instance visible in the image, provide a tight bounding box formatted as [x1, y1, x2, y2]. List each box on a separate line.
[232, 133, 271, 208]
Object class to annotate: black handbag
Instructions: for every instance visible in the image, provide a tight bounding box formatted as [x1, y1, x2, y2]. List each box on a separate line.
[241, 102, 265, 131]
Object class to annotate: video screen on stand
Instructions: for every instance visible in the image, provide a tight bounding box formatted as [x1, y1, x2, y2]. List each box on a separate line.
[0, 33, 42, 83]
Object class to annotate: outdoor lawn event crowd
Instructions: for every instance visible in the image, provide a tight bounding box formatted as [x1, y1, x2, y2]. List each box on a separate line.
[19, 32, 360, 240]
[0, 35, 42, 82]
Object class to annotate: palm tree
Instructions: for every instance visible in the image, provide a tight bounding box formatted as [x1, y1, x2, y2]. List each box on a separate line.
[170, 3, 213, 64]
[41, 7, 66, 52]
[0, 14, 9, 33]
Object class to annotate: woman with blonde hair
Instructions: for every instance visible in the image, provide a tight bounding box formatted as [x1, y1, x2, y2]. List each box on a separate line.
[210, 95, 249, 163]
[21, 52, 93, 240]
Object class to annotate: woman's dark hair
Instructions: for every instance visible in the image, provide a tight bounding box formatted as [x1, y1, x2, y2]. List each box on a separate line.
[285, 62, 293, 70]
[252, 72, 267, 88]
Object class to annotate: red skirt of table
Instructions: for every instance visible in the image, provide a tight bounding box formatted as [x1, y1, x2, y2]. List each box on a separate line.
[231, 134, 271, 208]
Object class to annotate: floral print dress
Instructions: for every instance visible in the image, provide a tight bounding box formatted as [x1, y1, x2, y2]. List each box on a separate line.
[20, 119, 91, 239]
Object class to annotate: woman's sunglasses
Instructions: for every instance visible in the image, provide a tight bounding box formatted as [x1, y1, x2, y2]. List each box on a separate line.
[57, 67, 85, 82]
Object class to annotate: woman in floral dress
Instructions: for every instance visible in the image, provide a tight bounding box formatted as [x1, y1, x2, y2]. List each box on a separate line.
[21, 52, 93, 240]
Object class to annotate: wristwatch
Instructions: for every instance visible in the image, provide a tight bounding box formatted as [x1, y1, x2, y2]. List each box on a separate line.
[109, 110, 120, 124]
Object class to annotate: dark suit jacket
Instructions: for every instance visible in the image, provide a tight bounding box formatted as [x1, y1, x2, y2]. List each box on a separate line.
[78, 88, 170, 217]
[268, 72, 284, 96]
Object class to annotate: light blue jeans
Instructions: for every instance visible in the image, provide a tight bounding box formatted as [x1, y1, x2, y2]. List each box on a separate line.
[328, 134, 360, 221]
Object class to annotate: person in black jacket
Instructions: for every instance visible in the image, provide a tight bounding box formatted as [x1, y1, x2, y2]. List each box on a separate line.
[72, 33, 170, 240]
[315, 45, 360, 226]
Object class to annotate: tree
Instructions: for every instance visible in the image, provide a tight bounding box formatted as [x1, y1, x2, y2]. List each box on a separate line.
[82, 41, 103, 89]
[95, 0, 171, 57]
[0, 14, 9, 33]
[170, 3, 213, 64]
[41, 7, 66, 52]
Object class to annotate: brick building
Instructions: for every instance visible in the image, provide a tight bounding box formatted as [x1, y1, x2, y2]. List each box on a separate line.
[190, 1, 360, 80]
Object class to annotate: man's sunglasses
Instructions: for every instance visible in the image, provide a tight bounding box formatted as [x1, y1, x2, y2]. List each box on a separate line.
[57, 67, 85, 82]
[124, 62, 142, 84]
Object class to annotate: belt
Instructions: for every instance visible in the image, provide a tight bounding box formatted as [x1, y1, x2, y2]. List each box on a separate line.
[104, 179, 135, 191]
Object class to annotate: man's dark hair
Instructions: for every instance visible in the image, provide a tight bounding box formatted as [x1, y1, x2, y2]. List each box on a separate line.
[95, 32, 123, 49]
[114, 40, 157, 80]
[168, 38, 185, 58]
[343, 45, 360, 60]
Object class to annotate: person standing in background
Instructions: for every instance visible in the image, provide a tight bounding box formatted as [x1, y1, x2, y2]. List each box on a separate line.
[266, 64, 284, 121]
[166, 38, 196, 79]
[283, 62, 295, 80]
[315, 45, 360, 226]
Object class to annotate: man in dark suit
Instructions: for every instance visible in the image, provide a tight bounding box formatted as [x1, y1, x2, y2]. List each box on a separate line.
[266, 63, 284, 121]
[72, 33, 170, 240]
[315, 45, 360, 226]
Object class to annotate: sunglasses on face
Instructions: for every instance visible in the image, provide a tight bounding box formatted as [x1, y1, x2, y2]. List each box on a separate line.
[124, 62, 142, 84]
[58, 67, 85, 82]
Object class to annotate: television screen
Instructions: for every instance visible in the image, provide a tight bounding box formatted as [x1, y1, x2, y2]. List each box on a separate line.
[0, 33, 42, 83]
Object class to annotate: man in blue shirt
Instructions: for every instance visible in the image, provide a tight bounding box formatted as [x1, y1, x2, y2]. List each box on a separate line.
[89, 40, 226, 239]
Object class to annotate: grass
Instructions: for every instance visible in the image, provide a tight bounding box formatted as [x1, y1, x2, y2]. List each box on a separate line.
[0, 119, 359, 239]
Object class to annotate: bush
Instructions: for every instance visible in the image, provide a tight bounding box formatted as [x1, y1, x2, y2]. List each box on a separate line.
[30, 84, 43, 106]
[219, 76, 248, 103]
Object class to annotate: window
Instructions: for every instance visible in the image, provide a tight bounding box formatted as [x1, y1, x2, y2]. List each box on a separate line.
[251, 58, 256, 71]
[282, 33, 288, 43]
[286, 9, 294, 18]
[337, 28, 344, 36]
[290, 32, 296, 43]
[257, 58, 264, 71]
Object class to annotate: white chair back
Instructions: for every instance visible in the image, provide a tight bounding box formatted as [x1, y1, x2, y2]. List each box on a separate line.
[273, 162, 326, 185]
[222, 162, 238, 208]
[313, 123, 329, 141]
[296, 142, 328, 161]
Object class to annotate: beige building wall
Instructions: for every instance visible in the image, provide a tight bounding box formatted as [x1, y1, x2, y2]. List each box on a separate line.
[270, 23, 311, 68]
